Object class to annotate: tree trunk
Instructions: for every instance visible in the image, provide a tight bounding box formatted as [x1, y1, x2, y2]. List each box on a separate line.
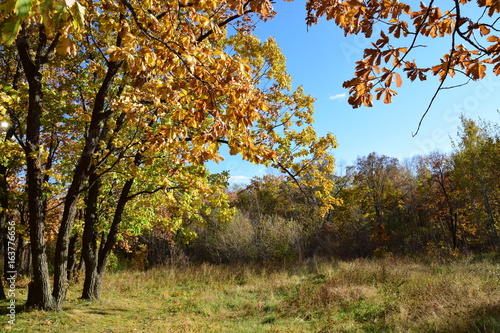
[15, 208, 31, 276]
[82, 178, 134, 300]
[16, 31, 56, 311]
[67, 234, 78, 282]
[52, 172, 88, 308]
[16, 237, 30, 276]
[0, 241, 6, 300]
[81, 174, 101, 300]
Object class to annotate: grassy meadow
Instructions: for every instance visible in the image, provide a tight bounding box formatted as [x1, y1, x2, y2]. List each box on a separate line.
[1, 256, 499, 332]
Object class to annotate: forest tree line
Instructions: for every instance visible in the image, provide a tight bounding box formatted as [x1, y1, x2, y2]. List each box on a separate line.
[124, 116, 500, 266]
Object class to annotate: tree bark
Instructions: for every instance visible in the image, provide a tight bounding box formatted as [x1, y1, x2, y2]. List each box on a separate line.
[67, 234, 79, 282]
[15, 234, 30, 276]
[0, 244, 5, 300]
[81, 174, 101, 300]
[82, 178, 135, 300]
[16, 31, 56, 310]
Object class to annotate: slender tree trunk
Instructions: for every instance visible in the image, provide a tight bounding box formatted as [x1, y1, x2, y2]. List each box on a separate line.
[52, 165, 90, 308]
[82, 178, 135, 300]
[15, 235, 30, 276]
[81, 175, 101, 300]
[67, 234, 78, 282]
[0, 243, 5, 300]
[81, 101, 144, 300]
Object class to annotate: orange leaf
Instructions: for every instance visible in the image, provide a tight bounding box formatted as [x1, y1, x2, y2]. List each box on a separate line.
[479, 24, 491, 36]
[395, 72, 403, 87]
[487, 35, 500, 43]
[384, 91, 392, 104]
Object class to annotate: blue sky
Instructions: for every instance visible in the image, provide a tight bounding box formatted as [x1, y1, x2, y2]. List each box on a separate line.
[208, 0, 500, 184]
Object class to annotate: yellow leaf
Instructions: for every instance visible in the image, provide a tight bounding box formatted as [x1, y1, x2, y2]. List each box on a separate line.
[56, 33, 77, 56]
[229, 144, 239, 155]
[1, 20, 21, 45]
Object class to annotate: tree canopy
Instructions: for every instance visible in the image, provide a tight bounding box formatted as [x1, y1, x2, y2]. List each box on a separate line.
[0, 0, 337, 310]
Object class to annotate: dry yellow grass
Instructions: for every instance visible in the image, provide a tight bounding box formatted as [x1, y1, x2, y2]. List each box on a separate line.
[1, 256, 499, 332]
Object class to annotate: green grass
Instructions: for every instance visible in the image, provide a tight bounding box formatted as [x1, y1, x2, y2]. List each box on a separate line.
[1, 256, 499, 332]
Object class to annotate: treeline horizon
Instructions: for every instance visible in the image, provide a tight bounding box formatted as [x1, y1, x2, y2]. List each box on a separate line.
[122, 115, 499, 266]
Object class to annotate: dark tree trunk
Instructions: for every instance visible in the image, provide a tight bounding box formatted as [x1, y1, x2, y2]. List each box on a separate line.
[81, 174, 101, 300]
[16, 30, 56, 311]
[67, 234, 79, 282]
[82, 178, 135, 300]
[15, 210, 30, 275]
[15, 236, 30, 276]
[0, 243, 5, 300]
[52, 168, 89, 308]
[81, 103, 144, 300]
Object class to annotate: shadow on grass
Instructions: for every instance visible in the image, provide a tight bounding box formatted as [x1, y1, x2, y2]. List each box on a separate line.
[0, 298, 130, 316]
[439, 303, 500, 333]
[0, 299, 26, 315]
[74, 307, 131, 316]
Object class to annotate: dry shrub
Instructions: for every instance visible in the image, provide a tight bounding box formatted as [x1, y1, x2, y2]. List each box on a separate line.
[188, 212, 306, 263]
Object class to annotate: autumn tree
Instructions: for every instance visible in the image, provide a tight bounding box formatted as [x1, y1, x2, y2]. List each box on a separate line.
[452, 116, 500, 251]
[0, 0, 337, 310]
[352, 153, 410, 251]
[305, 0, 500, 132]
[416, 152, 468, 251]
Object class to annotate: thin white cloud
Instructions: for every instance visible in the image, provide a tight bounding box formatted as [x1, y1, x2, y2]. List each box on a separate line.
[229, 175, 251, 183]
[329, 93, 346, 100]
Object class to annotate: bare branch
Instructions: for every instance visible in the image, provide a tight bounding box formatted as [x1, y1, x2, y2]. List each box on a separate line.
[413, 11, 458, 137]
[127, 186, 177, 200]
